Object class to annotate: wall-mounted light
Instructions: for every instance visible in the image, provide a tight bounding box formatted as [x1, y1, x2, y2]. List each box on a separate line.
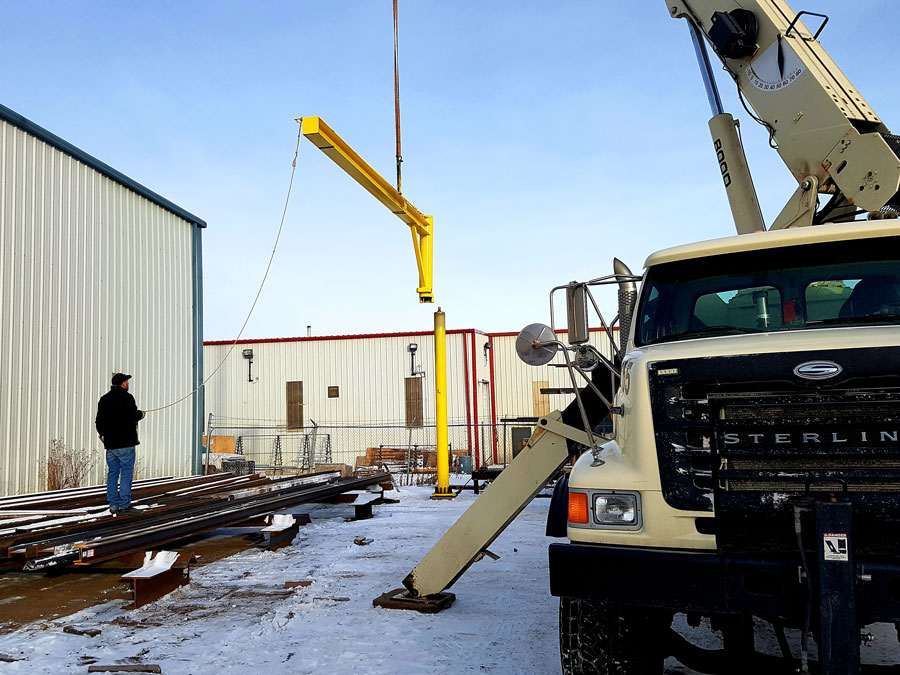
[242, 349, 254, 383]
[407, 343, 424, 377]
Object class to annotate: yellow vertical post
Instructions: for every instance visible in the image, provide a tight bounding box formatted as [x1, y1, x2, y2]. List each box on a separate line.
[432, 308, 454, 499]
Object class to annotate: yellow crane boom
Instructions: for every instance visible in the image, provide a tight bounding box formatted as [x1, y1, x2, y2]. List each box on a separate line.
[300, 116, 452, 499]
[300, 116, 433, 303]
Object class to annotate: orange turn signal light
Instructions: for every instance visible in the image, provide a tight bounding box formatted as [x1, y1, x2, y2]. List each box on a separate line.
[568, 492, 589, 524]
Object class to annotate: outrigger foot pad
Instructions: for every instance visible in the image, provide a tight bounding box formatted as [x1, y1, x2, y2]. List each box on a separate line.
[372, 588, 455, 613]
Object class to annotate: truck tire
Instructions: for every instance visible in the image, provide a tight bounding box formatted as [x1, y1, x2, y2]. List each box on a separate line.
[559, 597, 667, 675]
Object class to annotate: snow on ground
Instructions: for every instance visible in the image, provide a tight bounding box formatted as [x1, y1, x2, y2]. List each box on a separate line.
[1, 484, 897, 674]
[0, 486, 560, 675]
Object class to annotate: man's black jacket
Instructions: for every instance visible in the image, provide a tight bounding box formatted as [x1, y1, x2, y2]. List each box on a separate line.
[95, 387, 144, 450]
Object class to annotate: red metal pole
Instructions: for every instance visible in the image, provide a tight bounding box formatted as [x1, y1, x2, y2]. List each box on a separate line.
[471, 330, 480, 465]
[461, 332, 473, 466]
[488, 335, 498, 464]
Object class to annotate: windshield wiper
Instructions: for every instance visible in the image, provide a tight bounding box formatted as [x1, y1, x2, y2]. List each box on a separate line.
[649, 325, 758, 345]
[806, 313, 900, 328]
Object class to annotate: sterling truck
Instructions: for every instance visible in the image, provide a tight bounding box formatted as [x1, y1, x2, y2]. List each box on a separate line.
[386, 3, 900, 673]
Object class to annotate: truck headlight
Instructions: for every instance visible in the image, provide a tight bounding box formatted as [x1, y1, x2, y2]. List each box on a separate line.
[592, 491, 641, 528]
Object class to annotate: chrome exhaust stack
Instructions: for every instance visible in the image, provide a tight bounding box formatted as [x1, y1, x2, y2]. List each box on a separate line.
[614, 258, 637, 358]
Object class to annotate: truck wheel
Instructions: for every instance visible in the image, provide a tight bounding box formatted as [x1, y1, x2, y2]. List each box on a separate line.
[559, 597, 667, 675]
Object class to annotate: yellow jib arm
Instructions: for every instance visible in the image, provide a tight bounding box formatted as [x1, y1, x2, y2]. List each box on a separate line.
[300, 116, 434, 303]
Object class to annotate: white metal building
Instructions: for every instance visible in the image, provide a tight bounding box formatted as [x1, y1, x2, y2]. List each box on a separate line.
[203, 327, 614, 468]
[0, 103, 205, 495]
[490, 327, 618, 461]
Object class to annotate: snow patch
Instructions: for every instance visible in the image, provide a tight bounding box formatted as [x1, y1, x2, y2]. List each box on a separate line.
[124, 550, 180, 578]
[261, 514, 296, 531]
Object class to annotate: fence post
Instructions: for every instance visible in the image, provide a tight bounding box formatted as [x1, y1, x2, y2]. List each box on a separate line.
[309, 420, 318, 472]
[273, 435, 282, 475]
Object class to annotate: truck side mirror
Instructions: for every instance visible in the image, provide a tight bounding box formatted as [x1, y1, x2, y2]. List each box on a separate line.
[515, 323, 558, 366]
[566, 283, 590, 345]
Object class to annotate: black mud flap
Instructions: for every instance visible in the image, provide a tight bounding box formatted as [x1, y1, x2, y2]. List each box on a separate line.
[546, 472, 569, 538]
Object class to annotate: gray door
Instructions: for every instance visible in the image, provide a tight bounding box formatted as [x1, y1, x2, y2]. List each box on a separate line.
[511, 427, 532, 459]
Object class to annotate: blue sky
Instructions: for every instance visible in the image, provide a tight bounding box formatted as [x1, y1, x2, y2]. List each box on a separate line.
[2, 1, 898, 340]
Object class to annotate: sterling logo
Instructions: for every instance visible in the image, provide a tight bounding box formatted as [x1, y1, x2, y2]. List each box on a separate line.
[794, 360, 842, 380]
[723, 430, 899, 445]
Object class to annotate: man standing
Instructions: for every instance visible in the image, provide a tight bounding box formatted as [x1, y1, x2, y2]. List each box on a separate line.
[96, 373, 146, 515]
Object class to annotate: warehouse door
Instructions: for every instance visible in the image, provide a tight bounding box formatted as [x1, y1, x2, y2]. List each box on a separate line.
[532, 380, 550, 417]
[286, 381, 303, 429]
[405, 377, 424, 427]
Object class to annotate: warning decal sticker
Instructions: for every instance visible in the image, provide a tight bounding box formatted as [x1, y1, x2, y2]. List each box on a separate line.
[823, 533, 849, 562]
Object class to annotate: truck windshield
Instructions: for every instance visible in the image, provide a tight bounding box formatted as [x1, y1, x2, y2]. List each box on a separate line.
[636, 237, 900, 347]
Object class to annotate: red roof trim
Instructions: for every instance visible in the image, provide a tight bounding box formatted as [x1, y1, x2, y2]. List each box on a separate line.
[485, 326, 618, 338]
[204, 329, 474, 346]
[203, 325, 615, 346]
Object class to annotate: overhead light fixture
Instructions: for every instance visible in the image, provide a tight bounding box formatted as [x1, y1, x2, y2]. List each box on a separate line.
[407, 343, 424, 377]
[241, 349, 254, 383]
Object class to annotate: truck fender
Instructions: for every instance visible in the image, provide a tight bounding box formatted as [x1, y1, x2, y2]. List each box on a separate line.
[546, 472, 570, 538]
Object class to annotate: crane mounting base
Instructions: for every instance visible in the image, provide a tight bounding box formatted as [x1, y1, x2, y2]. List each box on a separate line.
[372, 588, 455, 613]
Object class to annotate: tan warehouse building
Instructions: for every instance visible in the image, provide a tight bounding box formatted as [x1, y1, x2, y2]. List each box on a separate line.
[203, 327, 614, 471]
[0, 103, 205, 495]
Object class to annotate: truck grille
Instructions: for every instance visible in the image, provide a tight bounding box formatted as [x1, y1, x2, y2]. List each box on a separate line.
[648, 347, 900, 554]
[648, 347, 900, 512]
[713, 391, 900, 493]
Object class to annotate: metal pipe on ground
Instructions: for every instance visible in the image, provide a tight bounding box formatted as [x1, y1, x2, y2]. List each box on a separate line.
[70, 474, 389, 566]
[21, 474, 390, 570]
[9, 475, 340, 560]
[3, 473, 336, 561]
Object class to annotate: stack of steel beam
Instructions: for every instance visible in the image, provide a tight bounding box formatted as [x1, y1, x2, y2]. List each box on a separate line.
[0, 471, 390, 571]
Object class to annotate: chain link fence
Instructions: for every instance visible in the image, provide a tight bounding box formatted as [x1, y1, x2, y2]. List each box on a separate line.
[203, 415, 544, 483]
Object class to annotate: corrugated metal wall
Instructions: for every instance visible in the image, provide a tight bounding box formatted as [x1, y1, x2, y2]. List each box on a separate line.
[490, 328, 616, 418]
[0, 119, 197, 495]
[203, 327, 619, 468]
[203, 332, 478, 465]
[489, 328, 617, 462]
[464, 331, 494, 463]
[204, 332, 473, 425]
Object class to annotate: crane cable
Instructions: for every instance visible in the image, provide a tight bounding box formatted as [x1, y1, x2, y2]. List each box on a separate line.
[149, 3, 401, 411]
[393, 0, 402, 193]
[143, 121, 304, 412]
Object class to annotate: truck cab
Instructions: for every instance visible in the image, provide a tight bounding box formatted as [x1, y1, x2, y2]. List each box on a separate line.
[553, 220, 900, 673]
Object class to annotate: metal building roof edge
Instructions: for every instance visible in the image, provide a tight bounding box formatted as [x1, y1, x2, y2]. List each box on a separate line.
[203, 326, 616, 346]
[204, 329, 474, 346]
[0, 102, 207, 228]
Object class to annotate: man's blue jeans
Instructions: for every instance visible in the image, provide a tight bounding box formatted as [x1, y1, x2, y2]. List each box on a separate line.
[106, 447, 136, 510]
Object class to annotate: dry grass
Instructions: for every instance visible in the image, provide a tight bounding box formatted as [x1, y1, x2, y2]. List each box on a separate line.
[42, 438, 97, 491]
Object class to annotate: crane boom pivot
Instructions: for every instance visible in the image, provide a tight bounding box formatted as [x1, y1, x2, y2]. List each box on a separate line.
[668, 0, 900, 228]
